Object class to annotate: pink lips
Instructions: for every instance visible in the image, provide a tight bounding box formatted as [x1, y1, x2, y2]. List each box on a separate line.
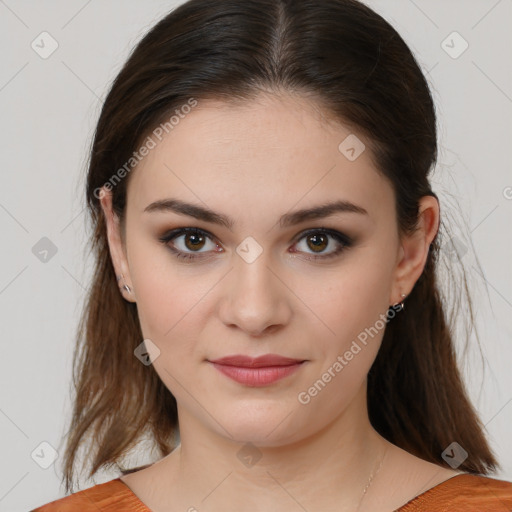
[208, 354, 305, 387]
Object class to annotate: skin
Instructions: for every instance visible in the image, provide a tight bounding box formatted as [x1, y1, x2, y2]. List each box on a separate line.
[99, 92, 461, 512]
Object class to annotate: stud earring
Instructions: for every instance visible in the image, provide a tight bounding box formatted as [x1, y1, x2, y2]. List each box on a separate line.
[117, 274, 132, 294]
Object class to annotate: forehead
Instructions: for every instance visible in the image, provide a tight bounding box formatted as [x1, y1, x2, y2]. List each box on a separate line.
[127, 93, 394, 224]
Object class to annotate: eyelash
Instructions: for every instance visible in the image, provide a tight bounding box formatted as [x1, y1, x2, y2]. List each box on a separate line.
[158, 227, 353, 263]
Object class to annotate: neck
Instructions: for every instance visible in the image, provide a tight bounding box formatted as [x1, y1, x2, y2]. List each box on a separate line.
[148, 383, 392, 511]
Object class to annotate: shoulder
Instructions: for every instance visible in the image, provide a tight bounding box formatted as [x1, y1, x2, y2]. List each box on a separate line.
[29, 478, 144, 512]
[399, 473, 512, 511]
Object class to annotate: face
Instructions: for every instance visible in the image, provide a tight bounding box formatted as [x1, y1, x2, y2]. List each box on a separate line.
[100, 93, 437, 447]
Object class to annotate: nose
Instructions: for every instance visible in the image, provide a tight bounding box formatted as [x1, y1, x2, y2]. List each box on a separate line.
[217, 251, 292, 337]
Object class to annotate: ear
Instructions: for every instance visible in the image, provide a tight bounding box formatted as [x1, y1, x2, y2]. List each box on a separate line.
[98, 186, 136, 303]
[390, 195, 440, 305]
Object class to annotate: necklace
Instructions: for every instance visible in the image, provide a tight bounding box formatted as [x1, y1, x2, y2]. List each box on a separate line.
[355, 444, 388, 512]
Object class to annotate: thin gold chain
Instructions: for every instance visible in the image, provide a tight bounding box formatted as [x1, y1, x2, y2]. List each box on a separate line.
[355, 444, 388, 512]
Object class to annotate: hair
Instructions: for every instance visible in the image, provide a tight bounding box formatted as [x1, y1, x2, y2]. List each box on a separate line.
[60, 0, 499, 494]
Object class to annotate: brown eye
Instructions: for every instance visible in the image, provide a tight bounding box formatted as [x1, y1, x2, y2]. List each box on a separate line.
[306, 233, 329, 253]
[183, 232, 206, 251]
[159, 227, 220, 262]
[291, 228, 353, 261]
[159, 227, 352, 263]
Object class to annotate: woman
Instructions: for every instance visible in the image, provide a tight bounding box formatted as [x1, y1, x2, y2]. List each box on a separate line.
[31, 0, 512, 510]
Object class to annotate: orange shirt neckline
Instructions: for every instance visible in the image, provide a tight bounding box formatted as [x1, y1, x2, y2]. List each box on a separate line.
[113, 473, 469, 511]
[393, 473, 466, 510]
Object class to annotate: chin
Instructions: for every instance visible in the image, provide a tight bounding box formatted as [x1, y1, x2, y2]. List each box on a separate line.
[212, 405, 304, 447]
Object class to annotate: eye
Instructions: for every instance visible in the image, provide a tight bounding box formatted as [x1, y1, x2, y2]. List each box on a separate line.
[159, 227, 222, 261]
[291, 228, 353, 261]
[158, 227, 353, 263]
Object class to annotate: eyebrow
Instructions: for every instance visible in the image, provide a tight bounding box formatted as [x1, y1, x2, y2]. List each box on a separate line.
[143, 198, 368, 229]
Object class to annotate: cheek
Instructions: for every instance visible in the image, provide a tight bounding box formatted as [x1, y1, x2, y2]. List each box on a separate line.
[134, 269, 207, 342]
[295, 267, 392, 416]
[132, 263, 209, 394]
[300, 259, 394, 351]
[129, 254, 223, 387]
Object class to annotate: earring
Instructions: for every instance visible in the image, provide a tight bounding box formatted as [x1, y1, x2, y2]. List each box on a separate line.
[117, 274, 132, 294]
[392, 293, 407, 312]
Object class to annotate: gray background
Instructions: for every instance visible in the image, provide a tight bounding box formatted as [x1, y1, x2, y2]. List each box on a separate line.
[0, 0, 511, 510]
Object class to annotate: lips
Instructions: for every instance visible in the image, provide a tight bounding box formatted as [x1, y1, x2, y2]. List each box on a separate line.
[208, 354, 306, 387]
[209, 354, 304, 368]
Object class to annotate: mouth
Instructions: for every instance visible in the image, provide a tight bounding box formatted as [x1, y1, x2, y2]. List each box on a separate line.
[207, 354, 307, 387]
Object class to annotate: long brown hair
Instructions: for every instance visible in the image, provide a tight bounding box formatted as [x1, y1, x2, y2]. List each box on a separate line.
[60, 0, 499, 494]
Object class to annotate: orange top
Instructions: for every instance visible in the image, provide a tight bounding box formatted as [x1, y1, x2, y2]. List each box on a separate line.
[30, 473, 512, 511]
